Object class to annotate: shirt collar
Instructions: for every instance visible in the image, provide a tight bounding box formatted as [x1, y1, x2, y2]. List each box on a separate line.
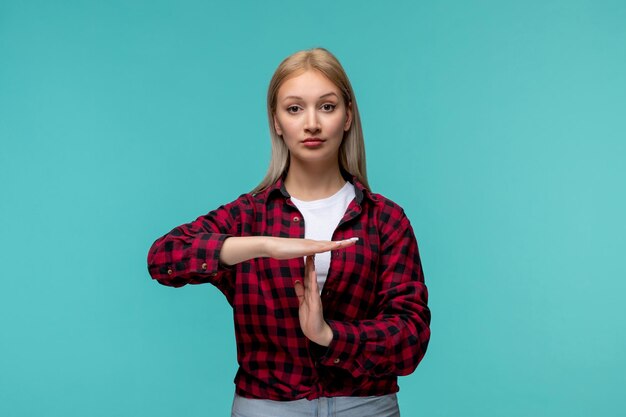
[263, 169, 377, 205]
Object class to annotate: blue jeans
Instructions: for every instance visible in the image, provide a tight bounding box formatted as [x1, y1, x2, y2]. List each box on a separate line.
[231, 393, 400, 417]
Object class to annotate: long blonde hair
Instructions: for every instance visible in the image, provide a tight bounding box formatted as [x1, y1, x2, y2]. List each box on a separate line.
[252, 47, 370, 194]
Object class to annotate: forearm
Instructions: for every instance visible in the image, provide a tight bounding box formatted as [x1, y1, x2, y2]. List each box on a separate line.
[220, 236, 353, 266]
[219, 236, 270, 266]
[322, 301, 430, 377]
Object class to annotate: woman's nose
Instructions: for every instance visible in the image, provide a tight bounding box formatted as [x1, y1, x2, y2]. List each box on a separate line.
[304, 109, 321, 132]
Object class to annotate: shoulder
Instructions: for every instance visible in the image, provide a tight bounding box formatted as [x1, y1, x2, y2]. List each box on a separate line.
[223, 185, 279, 212]
[366, 190, 408, 220]
[221, 191, 259, 212]
[349, 174, 411, 228]
[350, 175, 405, 217]
[363, 190, 415, 245]
[205, 191, 256, 220]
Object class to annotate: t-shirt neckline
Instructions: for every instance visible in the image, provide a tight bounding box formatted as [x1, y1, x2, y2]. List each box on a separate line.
[290, 181, 353, 208]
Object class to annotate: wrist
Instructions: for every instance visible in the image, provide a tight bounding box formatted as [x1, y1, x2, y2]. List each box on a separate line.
[259, 236, 273, 258]
[315, 323, 333, 347]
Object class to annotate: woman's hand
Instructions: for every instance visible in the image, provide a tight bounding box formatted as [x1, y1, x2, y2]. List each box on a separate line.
[264, 236, 358, 260]
[294, 255, 333, 346]
[220, 236, 357, 266]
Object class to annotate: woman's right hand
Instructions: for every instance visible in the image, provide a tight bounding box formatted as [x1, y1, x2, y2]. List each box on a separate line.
[219, 236, 358, 266]
[263, 236, 358, 260]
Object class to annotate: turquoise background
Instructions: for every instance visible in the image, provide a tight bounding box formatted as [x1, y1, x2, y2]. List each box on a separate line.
[1, 1, 625, 416]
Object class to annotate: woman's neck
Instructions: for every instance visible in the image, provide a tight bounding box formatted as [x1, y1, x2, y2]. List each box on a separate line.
[284, 160, 345, 201]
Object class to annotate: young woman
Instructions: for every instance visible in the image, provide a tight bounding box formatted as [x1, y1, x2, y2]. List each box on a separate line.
[147, 47, 431, 417]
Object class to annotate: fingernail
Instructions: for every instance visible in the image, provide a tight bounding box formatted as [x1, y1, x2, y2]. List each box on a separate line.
[294, 280, 301, 285]
[346, 237, 359, 242]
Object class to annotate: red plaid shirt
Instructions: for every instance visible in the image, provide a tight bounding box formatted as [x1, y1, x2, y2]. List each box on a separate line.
[147, 173, 430, 400]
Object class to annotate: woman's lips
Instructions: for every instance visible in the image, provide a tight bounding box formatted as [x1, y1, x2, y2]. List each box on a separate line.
[303, 138, 325, 147]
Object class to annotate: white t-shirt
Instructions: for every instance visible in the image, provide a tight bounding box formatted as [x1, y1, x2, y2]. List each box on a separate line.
[290, 181, 356, 291]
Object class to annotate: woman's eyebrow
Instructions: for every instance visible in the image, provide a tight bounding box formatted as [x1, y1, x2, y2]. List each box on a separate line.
[282, 92, 339, 102]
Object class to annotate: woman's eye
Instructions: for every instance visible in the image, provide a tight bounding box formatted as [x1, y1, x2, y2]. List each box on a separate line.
[287, 106, 300, 113]
[321, 104, 336, 112]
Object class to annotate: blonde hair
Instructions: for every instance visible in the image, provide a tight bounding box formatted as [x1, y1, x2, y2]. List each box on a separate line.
[252, 47, 370, 194]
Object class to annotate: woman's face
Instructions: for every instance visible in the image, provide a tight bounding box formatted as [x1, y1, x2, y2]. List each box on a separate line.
[273, 69, 352, 168]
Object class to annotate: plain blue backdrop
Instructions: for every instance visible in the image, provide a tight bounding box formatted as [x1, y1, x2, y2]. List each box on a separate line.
[1, 1, 625, 416]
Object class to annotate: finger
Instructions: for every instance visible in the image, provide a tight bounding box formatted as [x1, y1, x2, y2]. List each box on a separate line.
[294, 280, 304, 305]
[305, 255, 315, 281]
[306, 255, 320, 302]
[311, 237, 359, 254]
[305, 255, 314, 289]
[322, 237, 358, 254]
[334, 237, 359, 248]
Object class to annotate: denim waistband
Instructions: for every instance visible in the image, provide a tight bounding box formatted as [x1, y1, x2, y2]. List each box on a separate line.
[231, 392, 400, 417]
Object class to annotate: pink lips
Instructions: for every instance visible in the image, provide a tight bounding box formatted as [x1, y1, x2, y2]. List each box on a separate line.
[303, 138, 325, 147]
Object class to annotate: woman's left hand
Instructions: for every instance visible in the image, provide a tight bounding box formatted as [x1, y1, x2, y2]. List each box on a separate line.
[294, 255, 333, 346]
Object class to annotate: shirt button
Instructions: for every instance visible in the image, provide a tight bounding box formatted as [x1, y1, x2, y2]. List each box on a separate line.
[167, 269, 173, 275]
[292, 216, 300, 222]
[201, 263, 207, 270]
[333, 358, 341, 364]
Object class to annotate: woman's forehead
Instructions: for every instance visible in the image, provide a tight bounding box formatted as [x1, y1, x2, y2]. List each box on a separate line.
[278, 70, 341, 100]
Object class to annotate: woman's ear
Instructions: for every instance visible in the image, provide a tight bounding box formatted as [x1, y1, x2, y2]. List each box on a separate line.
[344, 101, 353, 131]
[273, 114, 282, 136]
